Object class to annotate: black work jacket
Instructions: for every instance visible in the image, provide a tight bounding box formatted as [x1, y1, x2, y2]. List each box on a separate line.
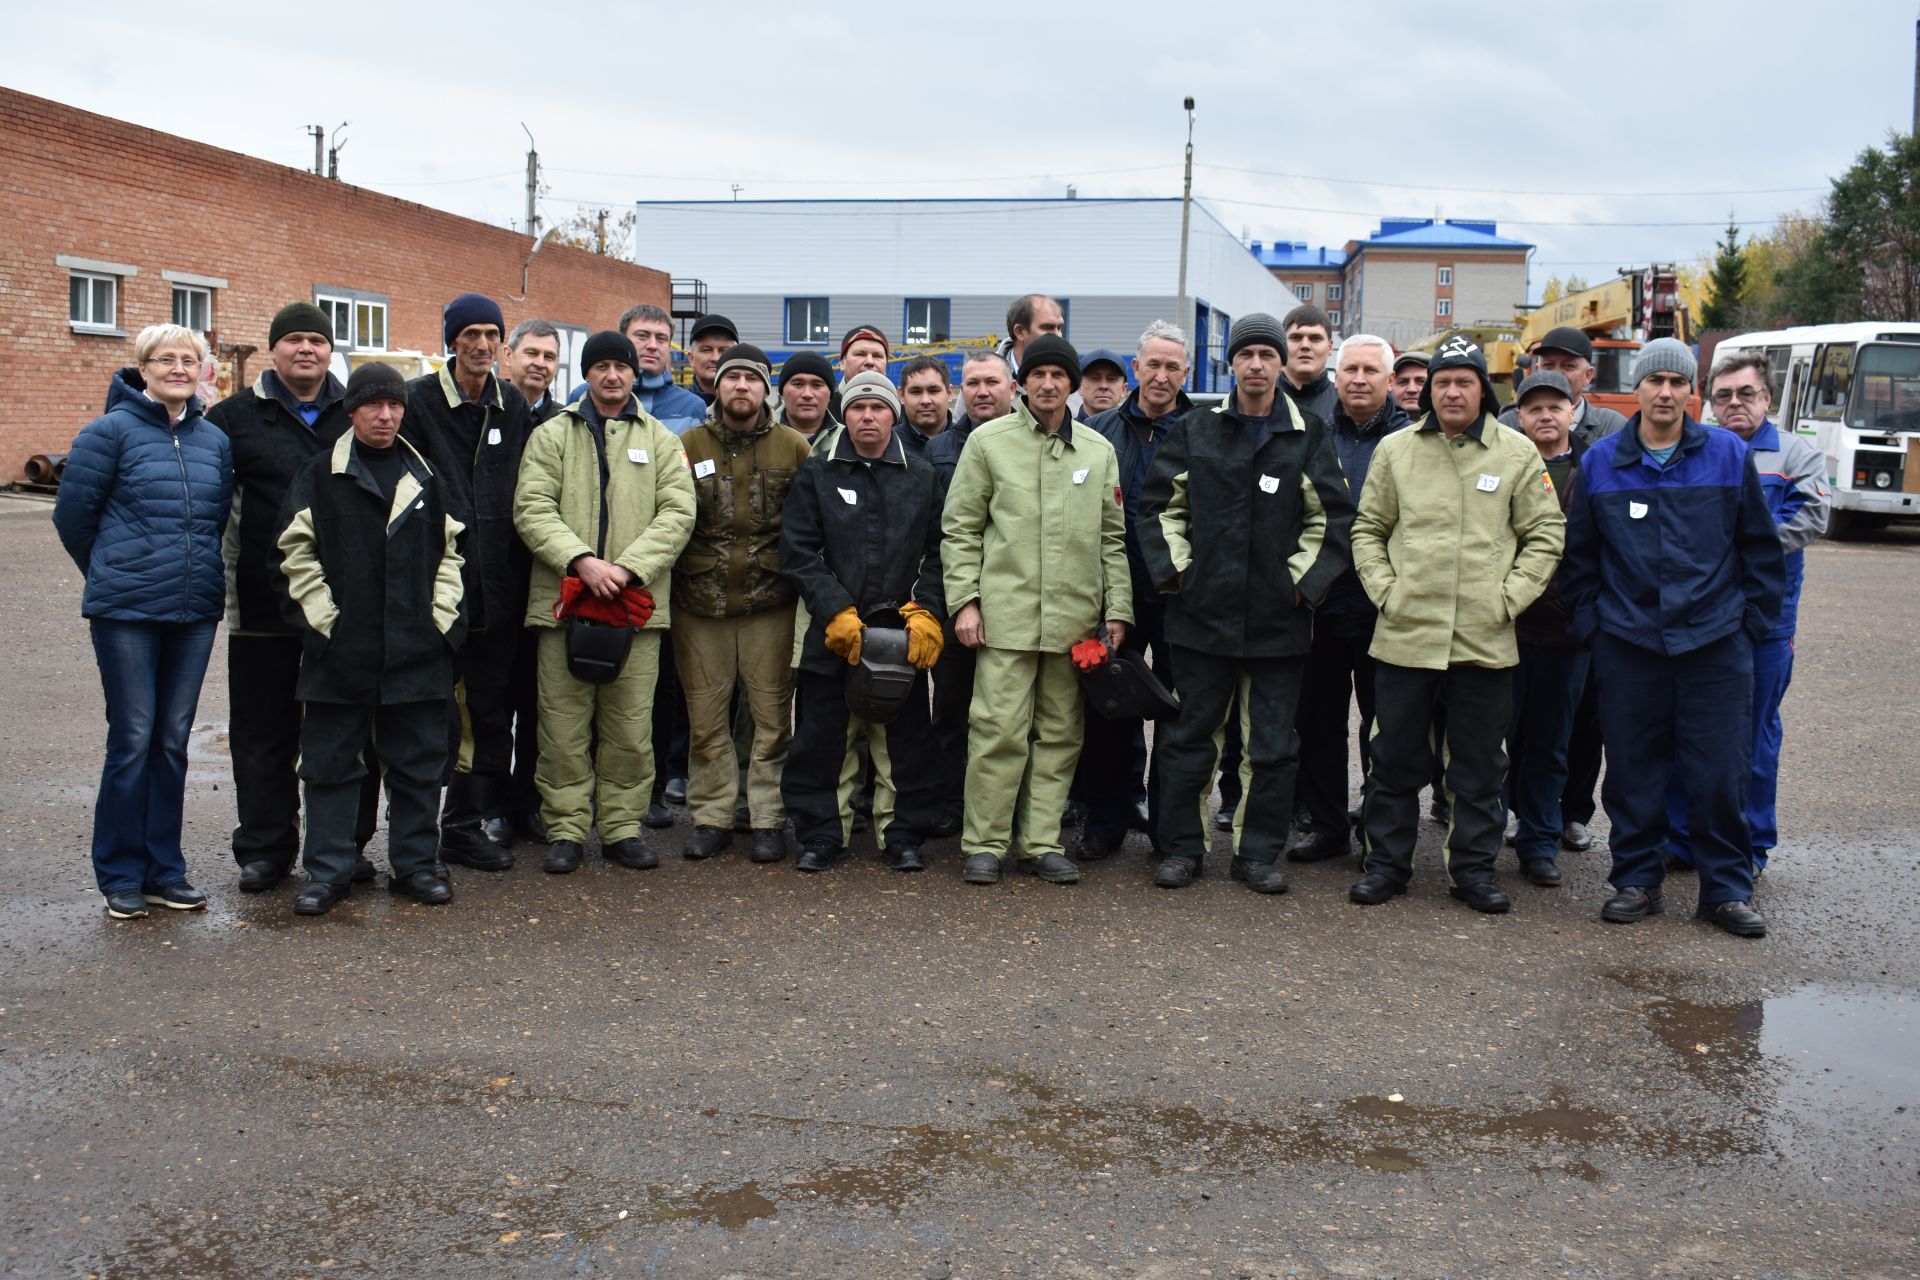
[206, 370, 350, 634]
[779, 429, 946, 675]
[1515, 438, 1586, 650]
[402, 366, 532, 632]
[1138, 391, 1354, 658]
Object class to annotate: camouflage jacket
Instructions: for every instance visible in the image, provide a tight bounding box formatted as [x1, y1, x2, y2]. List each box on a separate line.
[674, 406, 814, 618]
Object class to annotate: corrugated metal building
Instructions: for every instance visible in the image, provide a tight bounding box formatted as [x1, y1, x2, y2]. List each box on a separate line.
[625, 197, 1303, 391]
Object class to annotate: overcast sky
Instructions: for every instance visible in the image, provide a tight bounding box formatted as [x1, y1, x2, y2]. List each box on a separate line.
[7, 1, 1915, 303]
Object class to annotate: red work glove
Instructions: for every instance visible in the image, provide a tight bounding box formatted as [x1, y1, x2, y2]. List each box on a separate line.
[622, 584, 656, 629]
[1070, 637, 1109, 673]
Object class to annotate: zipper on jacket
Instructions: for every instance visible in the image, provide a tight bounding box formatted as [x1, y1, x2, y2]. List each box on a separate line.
[173, 428, 193, 620]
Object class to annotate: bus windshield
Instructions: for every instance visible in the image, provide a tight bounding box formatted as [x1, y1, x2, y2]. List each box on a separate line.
[1848, 343, 1920, 433]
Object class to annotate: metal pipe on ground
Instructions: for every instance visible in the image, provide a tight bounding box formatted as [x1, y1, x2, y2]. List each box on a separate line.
[24, 454, 66, 485]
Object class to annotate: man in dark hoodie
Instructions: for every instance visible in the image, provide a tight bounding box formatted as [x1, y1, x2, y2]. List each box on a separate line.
[1288, 334, 1410, 865]
[403, 293, 533, 875]
[1073, 320, 1193, 860]
[207, 302, 380, 893]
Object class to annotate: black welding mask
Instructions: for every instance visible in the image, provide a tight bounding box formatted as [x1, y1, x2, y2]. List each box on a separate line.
[846, 608, 916, 725]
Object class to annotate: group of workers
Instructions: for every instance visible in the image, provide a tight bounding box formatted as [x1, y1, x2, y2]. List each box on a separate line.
[54, 289, 1826, 942]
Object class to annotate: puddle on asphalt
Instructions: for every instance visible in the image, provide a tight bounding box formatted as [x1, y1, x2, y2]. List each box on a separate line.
[648, 1180, 778, 1229]
[1612, 972, 1919, 1198]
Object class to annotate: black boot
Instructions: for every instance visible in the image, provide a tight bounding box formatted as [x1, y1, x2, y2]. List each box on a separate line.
[439, 774, 513, 871]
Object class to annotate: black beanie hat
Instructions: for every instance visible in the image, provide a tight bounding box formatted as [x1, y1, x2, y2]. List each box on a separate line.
[1018, 334, 1081, 391]
[442, 293, 505, 346]
[342, 361, 407, 413]
[716, 343, 773, 389]
[1227, 313, 1286, 362]
[269, 302, 333, 349]
[781, 351, 838, 389]
[579, 330, 639, 377]
[1416, 334, 1501, 418]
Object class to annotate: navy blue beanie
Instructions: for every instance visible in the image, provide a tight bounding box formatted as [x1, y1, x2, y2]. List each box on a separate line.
[443, 293, 505, 346]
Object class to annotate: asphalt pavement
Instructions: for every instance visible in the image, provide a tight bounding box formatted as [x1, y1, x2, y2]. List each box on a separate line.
[2, 493, 1916, 1279]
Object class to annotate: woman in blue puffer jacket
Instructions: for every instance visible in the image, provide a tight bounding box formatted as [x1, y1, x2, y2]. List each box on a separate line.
[53, 324, 233, 920]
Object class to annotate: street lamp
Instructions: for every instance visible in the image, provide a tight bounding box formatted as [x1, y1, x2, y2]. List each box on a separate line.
[1176, 96, 1196, 362]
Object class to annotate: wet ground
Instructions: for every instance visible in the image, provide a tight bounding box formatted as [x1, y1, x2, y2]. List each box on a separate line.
[3, 496, 1917, 1278]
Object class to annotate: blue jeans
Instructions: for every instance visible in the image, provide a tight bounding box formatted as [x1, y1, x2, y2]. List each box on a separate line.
[87, 618, 217, 895]
[1504, 644, 1590, 860]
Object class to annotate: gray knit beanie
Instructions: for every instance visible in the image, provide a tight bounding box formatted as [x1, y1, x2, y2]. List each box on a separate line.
[1227, 313, 1286, 361]
[1631, 338, 1697, 388]
[839, 369, 901, 420]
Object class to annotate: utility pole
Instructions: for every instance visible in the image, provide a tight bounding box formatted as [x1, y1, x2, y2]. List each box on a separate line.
[731, 184, 743, 202]
[1176, 97, 1196, 353]
[1912, 10, 1918, 134]
[327, 123, 348, 181]
[595, 209, 608, 255]
[522, 123, 541, 238]
[307, 125, 324, 175]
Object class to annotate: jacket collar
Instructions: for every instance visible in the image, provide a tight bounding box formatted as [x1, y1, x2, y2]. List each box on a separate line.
[1017, 395, 1075, 445]
[1416, 411, 1493, 443]
[1219, 389, 1305, 442]
[699, 403, 775, 447]
[437, 362, 504, 410]
[1747, 418, 1780, 451]
[255, 369, 344, 420]
[829, 426, 909, 467]
[108, 367, 203, 429]
[328, 430, 434, 533]
[1120, 386, 1192, 429]
[1611, 413, 1710, 466]
[1332, 398, 1409, 438]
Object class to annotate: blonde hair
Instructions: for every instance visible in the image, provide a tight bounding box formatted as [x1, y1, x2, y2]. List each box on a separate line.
[134, 323, 209, 365]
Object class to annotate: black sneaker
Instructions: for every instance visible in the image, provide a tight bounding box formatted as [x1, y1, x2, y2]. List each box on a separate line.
[141, 883, 208, 911]
[104, 890, 149, 919]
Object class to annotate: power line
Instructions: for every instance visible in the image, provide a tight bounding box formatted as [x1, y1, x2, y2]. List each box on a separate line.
[357, 169, 523, 187]
[1197, 162, 1826, 199]
[546, 163, 1175, 186]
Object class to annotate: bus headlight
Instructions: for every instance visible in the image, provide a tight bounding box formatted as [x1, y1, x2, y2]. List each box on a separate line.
[1875, 470, 1894, 489]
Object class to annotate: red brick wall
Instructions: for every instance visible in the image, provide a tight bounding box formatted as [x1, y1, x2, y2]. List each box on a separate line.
[0, 87, 669, 479]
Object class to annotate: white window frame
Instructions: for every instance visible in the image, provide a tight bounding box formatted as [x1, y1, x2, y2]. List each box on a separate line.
[1436, 298, 1453, 318]
[1326, 284, 1343, 302]
[1294, 283, 1314, 302]
[1329, 309, 1343, 327]
[1437, 266, 1453, 286]
[59, 255, 137, 335]
[314, 285, 390, 352]
[171, 284, 211, 333]
[161, 270, 226, 338]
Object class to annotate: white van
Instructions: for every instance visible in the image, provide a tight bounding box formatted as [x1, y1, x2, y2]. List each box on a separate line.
[1710, 323, 1920, 535]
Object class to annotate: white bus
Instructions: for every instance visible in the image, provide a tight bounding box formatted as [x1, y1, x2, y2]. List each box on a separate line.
[1711, 322, 1920, 535]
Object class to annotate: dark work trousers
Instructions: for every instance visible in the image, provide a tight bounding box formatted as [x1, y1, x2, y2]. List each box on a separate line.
[1561, 666, 1604, 825]
[300, 699, 447, 885]
[1595, 630, 1756, 906]
[1504, 644, 1591, 862]
[1216, 706, 1243, 811]
[449, 624, 520, 795]
[1076, 598, 1172, 847]
[1157, 647, 1307, 867]
[228, 633, 378, 872]
[1294, 618, 1376, 839]
[505, 628, 541, 825]
[650, 639, 690, 797]
[783, 668, 941, 851]
[1361, 661, 1512, 889]
[1665, 635, 1794, 874]
[929, 627, 977, 816]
